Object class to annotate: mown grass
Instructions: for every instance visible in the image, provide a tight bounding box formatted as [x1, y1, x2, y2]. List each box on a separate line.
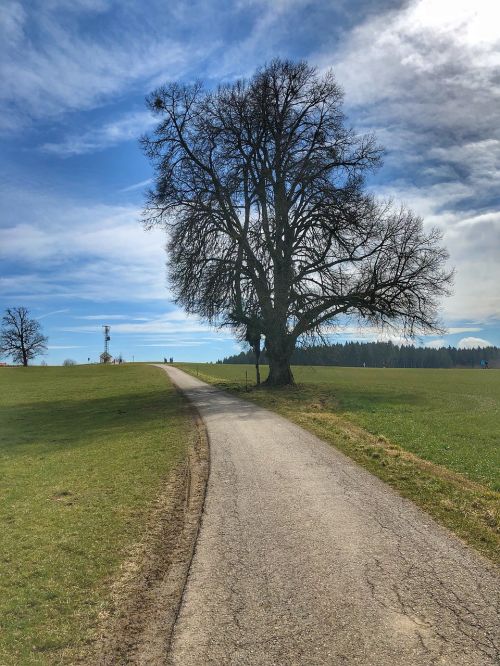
[0, 364, 191, 665]
[180, 363, 500, 564]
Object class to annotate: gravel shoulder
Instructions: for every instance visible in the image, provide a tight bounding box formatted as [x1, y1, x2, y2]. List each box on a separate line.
[162, 365, 499, 666]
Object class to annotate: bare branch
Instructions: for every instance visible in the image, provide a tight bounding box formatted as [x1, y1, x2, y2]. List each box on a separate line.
[141, 59, 453, 385]
[1, 307, 48, 366]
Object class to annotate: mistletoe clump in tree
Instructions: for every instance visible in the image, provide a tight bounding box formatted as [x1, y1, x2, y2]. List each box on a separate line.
[141, 60, 452, 386]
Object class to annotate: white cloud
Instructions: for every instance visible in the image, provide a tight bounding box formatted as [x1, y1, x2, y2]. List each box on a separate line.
[36, 308, 70, 319]
[0, 1, 26, 46]
[418, 326, 486, 349]
[41, 111, 156, 156]
[311, 1, 500, 326]
[0, 184, 169, 304]
[325, 323, 487, 347]
[47, 344, 84, 349]
[209, 0, 311, 79]
[322, 323, 422, 346]
[76, 314, 128, 320]
[0, 1, 212, 131]
[330, 0, 500, 117]
[325, 0, 500, 201]
[119, 179, 153, 193]
[61, 310, 212, 336]
[2, 0, 498, 341]
[40, 0, 112, 12]
[457, 336, 493, 349]
[408, 0, 500, 48]
[138, 341, 208, 347]
[425, 338, 448, 349]
[447, 327, 483, 334]
[372, 183, 500, 323]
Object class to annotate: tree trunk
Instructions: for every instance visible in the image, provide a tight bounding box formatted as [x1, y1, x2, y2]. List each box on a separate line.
[252, 340, 261, 386]
[264, 335, 295, 386]
[266, 357, 294, 385]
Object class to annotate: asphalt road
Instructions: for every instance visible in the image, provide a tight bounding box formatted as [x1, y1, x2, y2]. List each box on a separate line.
[159, 366, 499, 666]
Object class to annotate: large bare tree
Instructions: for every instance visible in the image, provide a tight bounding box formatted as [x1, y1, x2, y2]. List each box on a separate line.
[142, 60, 452, 385]
[0, 307, 48, 366]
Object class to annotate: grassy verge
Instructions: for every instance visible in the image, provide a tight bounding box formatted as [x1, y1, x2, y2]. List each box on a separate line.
[179, 363, 500, 565]
[0, 364, 192, 664]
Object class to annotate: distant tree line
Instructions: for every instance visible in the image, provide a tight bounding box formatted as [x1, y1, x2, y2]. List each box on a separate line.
[219, 341, 499, 369]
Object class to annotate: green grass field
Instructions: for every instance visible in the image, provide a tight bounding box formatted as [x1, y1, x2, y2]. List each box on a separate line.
[0, 364, 191, 665]
[181, 363, 500, 563]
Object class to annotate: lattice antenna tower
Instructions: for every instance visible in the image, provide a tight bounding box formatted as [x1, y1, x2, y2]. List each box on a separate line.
[103, 325, 111, 356]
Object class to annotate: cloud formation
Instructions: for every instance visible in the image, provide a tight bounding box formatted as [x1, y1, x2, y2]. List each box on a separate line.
[62, 310, 212, 336]
[457, 336, 493, 349]
[41, 111, 156, 156]
[0, 184, 168, 303]
[1, 0, 498, 360]
[320, 0, 500, 324]
[0, 0, 211, 131]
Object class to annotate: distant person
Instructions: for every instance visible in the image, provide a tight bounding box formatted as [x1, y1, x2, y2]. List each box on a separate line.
[170, 357, 174, 363]
[164, 357, 167, 364]
[480, 359, 489, 369]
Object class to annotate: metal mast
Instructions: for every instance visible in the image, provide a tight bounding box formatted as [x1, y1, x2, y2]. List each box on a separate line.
[103, 325, 111, 358]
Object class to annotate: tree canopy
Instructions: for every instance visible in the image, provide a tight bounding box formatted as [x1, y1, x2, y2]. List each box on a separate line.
[0, 307, 48, 366]
[142, 59, 452, 385]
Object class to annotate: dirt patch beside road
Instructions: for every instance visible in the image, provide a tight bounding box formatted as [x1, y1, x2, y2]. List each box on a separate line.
[87, 402, 209, 665]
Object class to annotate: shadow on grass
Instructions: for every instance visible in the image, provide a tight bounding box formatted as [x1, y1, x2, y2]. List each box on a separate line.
[179, 367, 428, 419]
[244, 382, 426, 412]
[0, 389, 185, 458]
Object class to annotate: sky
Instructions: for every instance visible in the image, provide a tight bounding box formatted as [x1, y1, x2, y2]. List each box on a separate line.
[1, 0, 499, 365]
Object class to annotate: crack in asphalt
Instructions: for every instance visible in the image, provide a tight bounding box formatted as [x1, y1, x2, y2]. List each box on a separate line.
[161, 367, 500, 666]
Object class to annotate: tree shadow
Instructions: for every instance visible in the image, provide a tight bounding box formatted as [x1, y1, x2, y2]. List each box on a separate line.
[181, 384, 273, 422]
[1, 389, 185, 458]
[247, 381, 427, 412]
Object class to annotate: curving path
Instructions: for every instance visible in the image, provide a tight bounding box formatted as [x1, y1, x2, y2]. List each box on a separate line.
[158, 365, 499, 666]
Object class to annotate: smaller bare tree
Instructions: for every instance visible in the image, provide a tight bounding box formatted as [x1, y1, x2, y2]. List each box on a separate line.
[0, 307, 48, 366]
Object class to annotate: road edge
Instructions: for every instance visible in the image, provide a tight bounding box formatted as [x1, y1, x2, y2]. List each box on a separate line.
[87, 365, 210, 665]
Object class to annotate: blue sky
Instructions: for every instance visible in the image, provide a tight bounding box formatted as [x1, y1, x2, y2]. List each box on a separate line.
[1, 0, 499, 364]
